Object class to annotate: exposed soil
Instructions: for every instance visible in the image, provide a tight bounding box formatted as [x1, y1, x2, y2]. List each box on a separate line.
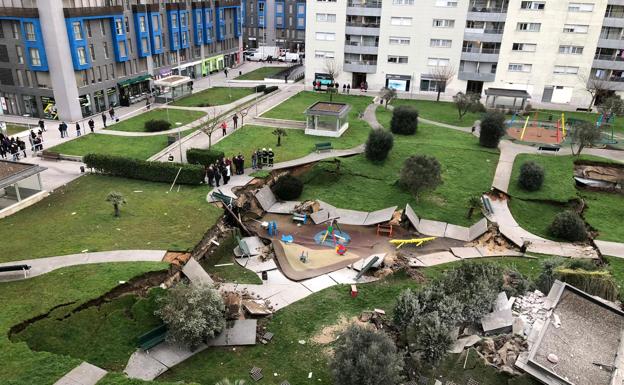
[311, 315, 372, 345]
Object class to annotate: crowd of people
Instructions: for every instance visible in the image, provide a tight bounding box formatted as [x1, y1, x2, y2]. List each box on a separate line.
[0, 119, 48, 161]
[202, 148, 276, 187]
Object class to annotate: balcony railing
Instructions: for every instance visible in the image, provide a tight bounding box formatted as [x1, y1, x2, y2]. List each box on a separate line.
[595, 54, 624, 61]
[605, 10, 624, 18]
[468, 6, 508, 13]
[346, 22, 380, 28]
[346, 41, 379, 47]
[462, 47, 500, 54]
[600, 32, 624, 40]
[465, 28, 505, 34]
[347, 1, 382, 8]
[344, 59, 377, 65]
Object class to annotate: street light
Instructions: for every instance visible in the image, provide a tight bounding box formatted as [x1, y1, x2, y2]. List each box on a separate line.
[176, 122, 183, 161]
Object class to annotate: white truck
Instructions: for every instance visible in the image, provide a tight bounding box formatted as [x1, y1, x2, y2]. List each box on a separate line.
[247, 46, 280, 62]
[279, 52, 300, 63]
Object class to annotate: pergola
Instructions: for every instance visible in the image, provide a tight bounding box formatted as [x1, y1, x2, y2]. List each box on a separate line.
[304, 102, 351, 138]
[485, 88, 531, 111]
[0, 160, 46, 217]
[154, 75, 193, 102]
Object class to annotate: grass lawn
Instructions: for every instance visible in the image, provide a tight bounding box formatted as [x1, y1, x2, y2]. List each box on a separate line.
[0, 174, 222, 263]
[508, 154, 580, 202]
[0, 262, 168, 385]
[48, 128, 193, 159]
[391, 99, 484, 127]
[302, 116, 499, 226]
[6, 123, 29, 136]
[583, 190, 624, 242]
[106, 109, 205, 133]
[262, 91, 373, 122]
[236, 66, 285, 80]
[14, 288, 166, 371]
[172, 87, 256, 107]
[508, 199, 566, 241]
[201, 235, 262, 284]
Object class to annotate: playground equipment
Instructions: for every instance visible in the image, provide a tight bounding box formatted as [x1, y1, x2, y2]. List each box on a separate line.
[267, 221, 278, 236]
[292, 213, 307, 224]
[314, 218, 351, 248]
[389, 237, 436, 249]
[299, 251, 309, 263]
[336, 244, 347, 255]
[376, 224, 393, 237]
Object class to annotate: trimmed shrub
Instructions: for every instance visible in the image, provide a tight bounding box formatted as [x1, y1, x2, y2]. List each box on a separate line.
[470, 101, 487, 113]
[518, 161, 545, 191]
[365, 129, 394, 162]
[272, 174, 303, 200]
[400, 155, 442, 199]
[144, 119, 172, 132]
[83, 153, 204, 185]
[186, 148, 225, 167]
[264, 85, 278, 94]
[479, 111, 506, 148]
[390, 105, 418, 135]
[549, 211, 588, 242]
[254, 84, 266, 93]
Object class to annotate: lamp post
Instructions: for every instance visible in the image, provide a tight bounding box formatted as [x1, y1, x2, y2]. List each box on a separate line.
[176, 121, 183, 161]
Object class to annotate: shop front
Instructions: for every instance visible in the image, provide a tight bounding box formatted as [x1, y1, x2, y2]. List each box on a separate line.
[117, 74, 152, 106]
[41, 96, 58, 120]
[201, 54, 224, 76]
[385, 74, 412, 92]
[79, 94, 92, 117]
[94, 90, 106, 113]
[179, 60, 202, 79]
[107, 87, 119, 108]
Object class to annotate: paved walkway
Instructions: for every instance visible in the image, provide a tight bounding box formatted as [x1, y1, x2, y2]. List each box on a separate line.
[54, 362, 107, 385]
[0, 250, 166, 282]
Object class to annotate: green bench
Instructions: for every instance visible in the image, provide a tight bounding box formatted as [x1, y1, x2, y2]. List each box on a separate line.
[137, 324, 167, 350]
[314, 142, 333, 153]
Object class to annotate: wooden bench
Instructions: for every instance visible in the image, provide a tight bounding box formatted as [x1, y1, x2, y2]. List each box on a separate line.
[481, 196, 494, 216]
[0, 264, 31, 278]
[40, 150, 61, 161]
[377, 224, 393, 237]
[537, 145, 560, 154]
[314, 142, 333, 153]
[137, 324, 167, 350]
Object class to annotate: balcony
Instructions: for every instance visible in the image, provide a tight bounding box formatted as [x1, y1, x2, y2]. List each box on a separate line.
[345, 23, 381, 36]
[458, 71, 496, 82]
[461, 47, 500, 62]
[463, 28, 504, 42]
[603, 15, 624, 27]
[343, 60, 377, 74]
[597, 37, 624, 49]
[344, 42, 379, 55]
[347, 0, 382, 16]
[593, 54, 624, 70]
[609, 0, 624, 6]
[467, 4, 507, 22]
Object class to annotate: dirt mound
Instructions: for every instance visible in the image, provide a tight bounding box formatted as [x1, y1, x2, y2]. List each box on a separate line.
[311, 315, 371, 345]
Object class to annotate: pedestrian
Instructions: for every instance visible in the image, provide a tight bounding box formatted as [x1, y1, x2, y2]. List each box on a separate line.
[38, 118, 46, 132]
[224, 67, 229, 78]
[335, 82, 339, 91]
[225, 160, 231, 182]
[17, 138, 27, 158]
[232, 114, 238, 129]
[88, 118, 95, 133]
[268, 148, 274, 167]
[343, 84, 346, 93]
[29, 130, 36, 151]
[251, 149, 258, 169]
[75, 122, 81, 136]
[261, 147, 268, 167]
[221, 121, 227, 136]
[11, 141, 19, 161]
[360, 81, 365, 92]
[347, 84, 351, 94]
[109, 106, 116, 122]
[238, 153, 245, 174]
[58, 123, 63, 138]
[205, 165, 213, 186]
[146, 97, 151, 110]
[213, 163, 221, 186]
[220, 164, 228, 185]
[102, 113, 107, 128]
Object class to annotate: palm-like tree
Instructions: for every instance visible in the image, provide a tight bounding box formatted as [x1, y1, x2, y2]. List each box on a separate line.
[466, 195, 481, 219]
[272, 128, 287, 146]
[106, 191, 126, 217]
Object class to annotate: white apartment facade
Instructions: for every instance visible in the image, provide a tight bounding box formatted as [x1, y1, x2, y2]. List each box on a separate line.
[305, 0, 624, 109]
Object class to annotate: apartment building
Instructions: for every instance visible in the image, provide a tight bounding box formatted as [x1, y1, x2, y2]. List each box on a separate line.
[305, 0, 624, 109]
[242, 0, 306, 51]
[0, 0, 243, 122]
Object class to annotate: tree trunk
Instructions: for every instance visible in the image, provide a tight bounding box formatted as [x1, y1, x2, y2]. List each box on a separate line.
[277, 135, 281, 146]
[208, 134, 212, 149]
[467, 207, 474, 219]
[588, 94, 596, 110]
[113, 203, 120, 217]
[437, 87, 442, 102]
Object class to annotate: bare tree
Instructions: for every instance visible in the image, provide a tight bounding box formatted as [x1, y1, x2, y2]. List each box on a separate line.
[578, 71, 614, 110]
[237, 104, 253, 127]
[453, 92, 480, 120]
[430, 65, 456, 102]
[379, 87, 397, 109]
[200, 108, 222, 148]
[324, 58, 342, 102]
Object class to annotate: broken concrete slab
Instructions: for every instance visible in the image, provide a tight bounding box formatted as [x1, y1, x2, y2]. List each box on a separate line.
[352, 254, 385, 271]
[182, 258, 214, 285]
[469, 218, 489, 240]
[499, 224, 525, 248]
[416, 251, 459, 267]
[148, 342, 208, 368]
[55, 362, 107, 385]
[243, 299, 272, 316]
[300, 274, 338, 293]
[595, 240, 624, 258]
[310, 208, 332, 224]
[494, 292, 509, 311]
[267, 201, 301, 214]
[417, 219, 448, 237]
[328, 267, 377, 284]
[404, 203, 420, 229]
[268, 284, 312, 311]
[407, 257, 427, 268]
[124, 351, 169, 381]
[451, 247, 483, 259]
[237, 237, 266, 256]
[333, 208, 369, 225]
[475, 246, 524, 257]
[208, 319, 258, 347]
[364, 206, 398, 225]
[513, 317, 525, 336]
[235, 256, 277, 273]
[482, 308, 514, 335]
[449, 335, 482, 354]
[444, 224, 471, 241]
[255, 186, 277, 212]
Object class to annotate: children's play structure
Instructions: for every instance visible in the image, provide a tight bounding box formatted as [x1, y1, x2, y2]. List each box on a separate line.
[313, 218, 351, 248]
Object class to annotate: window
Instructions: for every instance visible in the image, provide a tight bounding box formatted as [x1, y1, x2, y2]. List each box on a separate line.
[563, 24, 589, 33]
[388, 55, 409, 64]
[181, 32, 188, 46]
[553, 65, 579, 74]
[568, 3, 594, 12]
[428, 57, 450, 66]
[77, 46, 87, 65]
[430, 39, 452, 48]
[171, 13, 178, 28]
[517, 22, 541, 31]
[141, 37, 149, 52]
[508, 63, 532, 72]
[100, 19, 106, 36]
[297, 17, 305, 28]
[115, 19, 123, 35]
[520, 1, 545, 9]
[29, 48, 41, 66]
[11, 21, 19, 39]
[559, 45, 584, 54]
[420, 79, 445, 92]
[86, 21, 92, 38]
[180, 12, 186, 27]
[89, 44, 95, 61]
[24, 22, 35, 41]
[118, 41, 127, 57]
[435, 0, 458, 6]
[125, 17, 130, 33]
[315, 50, 334, 58]
[512, 43, 536, 52]
[393, 0, 415, 4]
[391, 17, 412, 26]
[16, 45, 24, 64]
[152, 14, 159, 30]
[154, 35, 162, 50]
[315, 32, 335, 41]
[73, 21, 83, 40]
[103, 42, 109, 59]
[432, 19, 455, 28]
[389, 36, 410, 45]
[139, 15, 147, 32]
[316, 13, 336, 22]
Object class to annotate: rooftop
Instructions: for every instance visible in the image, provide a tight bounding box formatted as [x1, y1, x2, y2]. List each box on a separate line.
[304, 102, 351, 117]
[154, 75, 192, 88]
[0, 160, 46, 190]
[485, 88, 531, 98]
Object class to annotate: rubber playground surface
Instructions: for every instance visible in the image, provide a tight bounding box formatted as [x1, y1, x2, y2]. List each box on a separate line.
[506, 124, 561, 145]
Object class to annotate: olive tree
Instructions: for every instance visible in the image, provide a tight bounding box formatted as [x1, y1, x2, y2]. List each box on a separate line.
[399, 155, 442, 200]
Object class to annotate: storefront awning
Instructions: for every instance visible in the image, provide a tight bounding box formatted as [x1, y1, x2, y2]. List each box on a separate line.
[118, 74, 152, 87]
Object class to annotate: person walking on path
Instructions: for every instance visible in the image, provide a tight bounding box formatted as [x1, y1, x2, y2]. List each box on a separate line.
[232, 114, 238, 129]
[213, 163, 221, 187]
[102, 113, 107, 128]
[146, 97, 151, 110]
[238, 153, 245, 174]
[75, 122, 82, 137]
[221, 121, 227, 136]
[205, 165, 214, 187]
[347, 84, 351, 94]
[109, 107, 116, 122]
[224, 68, 229, 78]
[17, 138, 27, 158]
[38, 118, 46, 132]
[251, 150, 257, 169]
[88, 118, 95, 133]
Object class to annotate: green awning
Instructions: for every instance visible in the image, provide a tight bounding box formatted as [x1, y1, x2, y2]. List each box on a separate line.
[118, 74, 152, 87]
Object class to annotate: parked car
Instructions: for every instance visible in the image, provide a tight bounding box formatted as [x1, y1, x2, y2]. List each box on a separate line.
[278, 52, 300, 63]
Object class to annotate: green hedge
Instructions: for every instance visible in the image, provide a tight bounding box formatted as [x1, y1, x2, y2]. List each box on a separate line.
[186, 148, 224, 167]
[145, 119, 172, 132]
[255, 85, 267, 93]
[83, 153, 204, 185]
[264, 86, 278, 94]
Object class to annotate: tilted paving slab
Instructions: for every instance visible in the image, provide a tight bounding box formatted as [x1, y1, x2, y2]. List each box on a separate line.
[182, 258, 214, 285]
[475, 246, 524, 257]
[498, 224, 525, 248]
[268, 283, 312, 310]
[310, 208, 333, 224]
[444, 224, 471, 242]
[468, 218, 489, 240]
[124, 351, 169, 381]
[255, 185, 277, 211]
[55, 362, 107, 385]
[333, 208, 369, 225]
[417, 219, 448, 238]
[352, 254, 385, 271]
[208, 319, 258, 347]
[416, 251, 460, 266]
[364, 206, 398, 226]
[267, 201, 301, 214]
[235, 256, 277, 273]
[404, 204, 420, 229]
[148, 342, 208, 368]
[328, 267, 377, 284]
[595, 240, 624, 258]
[451, 247, 483, 259]
[300, 274, 338, 293]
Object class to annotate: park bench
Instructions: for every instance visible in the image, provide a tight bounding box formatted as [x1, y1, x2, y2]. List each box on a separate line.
[481, 196, 494, 216]
[537, 145, 560, 155]
[40, 150, 61, 161]
[314, 142, 333, 153]
[576, 107, 592, 112]
[137, 324, 167, 351]
[0, 264, 31, 278]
